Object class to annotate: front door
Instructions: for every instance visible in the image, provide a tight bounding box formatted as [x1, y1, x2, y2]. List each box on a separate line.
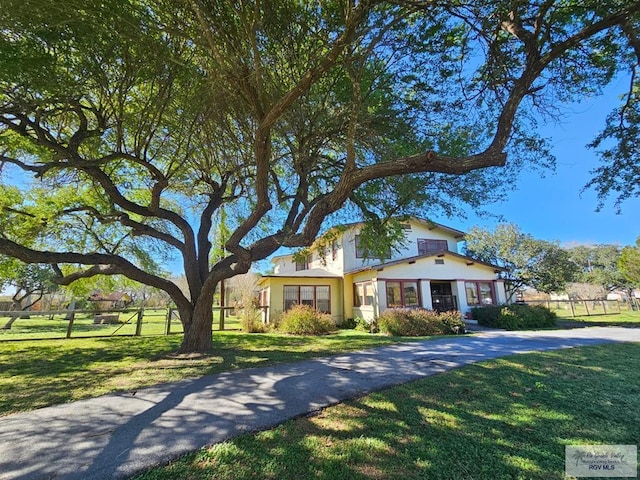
[430, 282, 457, 312]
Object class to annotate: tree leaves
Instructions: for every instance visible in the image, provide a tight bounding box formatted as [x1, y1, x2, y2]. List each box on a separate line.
[619, 237, 640, 286]
[464, 224, 577, 299]
[1, 0, 639, 350]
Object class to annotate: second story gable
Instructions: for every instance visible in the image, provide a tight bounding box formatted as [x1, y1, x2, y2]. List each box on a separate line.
[271, 218, 465, 276]
[341, 218, 464, 272]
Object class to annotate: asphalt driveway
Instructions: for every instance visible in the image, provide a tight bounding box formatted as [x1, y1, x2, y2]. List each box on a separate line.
[1, 327, 639, 480]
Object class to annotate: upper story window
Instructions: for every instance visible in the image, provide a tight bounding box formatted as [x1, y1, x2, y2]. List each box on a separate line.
[331, 240, 338, 261]
[355, 235, 366, 258]
[417, 239, 448, 255]
[295, 255, 311, 271]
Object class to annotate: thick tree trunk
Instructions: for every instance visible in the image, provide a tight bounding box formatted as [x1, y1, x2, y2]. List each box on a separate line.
[179, 300, 214, 353]
[2, 300, 22, 329]
[2, 314, 19, 330]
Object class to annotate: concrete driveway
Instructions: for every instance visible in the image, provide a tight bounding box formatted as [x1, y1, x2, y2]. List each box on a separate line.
[1, 327, 639, 480]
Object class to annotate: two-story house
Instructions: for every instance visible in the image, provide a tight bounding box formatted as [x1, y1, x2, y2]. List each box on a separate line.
[258, 217, 507, 324]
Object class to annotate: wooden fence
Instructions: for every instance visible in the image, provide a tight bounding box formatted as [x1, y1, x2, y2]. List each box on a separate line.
[525, 299, 622, 317]
[0, 306, 268, 342]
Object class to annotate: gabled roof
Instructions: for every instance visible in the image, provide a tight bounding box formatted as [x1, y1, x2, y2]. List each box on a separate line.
[329, 216, 465, 239]
[346, 250, 504, 274]
[258, 268, 342, 283]
[408, 217, 465, 239]
[270, 217, 466, 262]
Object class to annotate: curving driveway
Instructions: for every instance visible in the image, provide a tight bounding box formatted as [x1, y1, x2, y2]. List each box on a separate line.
[1, 327, 639, 480]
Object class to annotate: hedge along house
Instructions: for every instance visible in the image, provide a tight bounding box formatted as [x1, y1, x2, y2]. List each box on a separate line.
[258, 218, 507, 324]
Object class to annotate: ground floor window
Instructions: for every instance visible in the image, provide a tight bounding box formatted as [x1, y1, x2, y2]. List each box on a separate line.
[465, 281, 495, 305]
[354, 281, 374, 307]
[283, 285, 331, 313]
[260, 289, 268, 307]
[386, 280, 420, 308]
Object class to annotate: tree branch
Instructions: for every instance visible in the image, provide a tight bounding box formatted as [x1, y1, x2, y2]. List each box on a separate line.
[0, 238, 192, 313]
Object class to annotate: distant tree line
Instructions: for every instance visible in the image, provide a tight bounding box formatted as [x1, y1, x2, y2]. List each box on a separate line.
[464, 224, 640, 302]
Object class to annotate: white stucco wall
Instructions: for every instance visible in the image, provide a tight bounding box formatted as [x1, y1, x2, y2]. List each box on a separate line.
[342, 221, 462, 273]
[272, 240, 344, 276]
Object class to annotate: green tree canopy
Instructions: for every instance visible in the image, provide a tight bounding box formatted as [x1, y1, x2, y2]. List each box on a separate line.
[464, 224, 577, 301]
[567, 243, 632, 293]
[619, 237, 640, 286]
[1, 1, 639, 351]
[0, 256, 58, 328]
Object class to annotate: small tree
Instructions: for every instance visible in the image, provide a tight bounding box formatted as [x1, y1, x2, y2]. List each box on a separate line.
[464, 224, 576, 302]
[0, 258, 57, 329]
[619, 238, 640, 308]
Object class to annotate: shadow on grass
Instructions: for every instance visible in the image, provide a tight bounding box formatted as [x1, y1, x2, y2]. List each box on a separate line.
[0, 331, 416, 415]
[133, 343, 640, 480]
[558, 319, 640, 329]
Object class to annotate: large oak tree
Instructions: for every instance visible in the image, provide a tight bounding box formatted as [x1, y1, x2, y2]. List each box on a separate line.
[1, 1, 639, 352]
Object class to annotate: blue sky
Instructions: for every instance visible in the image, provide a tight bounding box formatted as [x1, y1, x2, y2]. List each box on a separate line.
[432, 77, 640, 248]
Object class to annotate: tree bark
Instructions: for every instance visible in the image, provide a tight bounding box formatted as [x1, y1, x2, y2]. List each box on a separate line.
[2, 314, 19, 330]
[2, 300, 22, 329]
[178, 296, 214, 353]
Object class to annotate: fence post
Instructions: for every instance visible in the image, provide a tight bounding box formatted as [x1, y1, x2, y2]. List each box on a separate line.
[583, 300, 590, 316]
[569, 300, 575, 317]
[65, 315, 76, 339]
[135, 308, 143, 336]
[165, 308, 172, 335]
[219, 280, 225, 331]
[602, 300, 608, 314]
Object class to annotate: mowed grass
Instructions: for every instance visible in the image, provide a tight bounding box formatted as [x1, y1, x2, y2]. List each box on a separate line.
[133, 343, 640, 480]
[0, 330, 425, 416]
[0, 308, 201, 339]
[555, 309, 640, 327]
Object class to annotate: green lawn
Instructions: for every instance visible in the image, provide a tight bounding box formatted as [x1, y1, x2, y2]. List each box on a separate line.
[133, 343, 640, 480]
[0, 330, 425, 416]
[555, 309, 640, 327]
[0, 308, 214, 340]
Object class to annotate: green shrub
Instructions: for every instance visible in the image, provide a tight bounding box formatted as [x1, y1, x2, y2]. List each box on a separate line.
[471, 304, 556, 330]
[278, 304, 336, 335]
[336, 317, 357, 329]
[354, 316, 379, 333]
[241, 308, 268, 333]
[378, 308, 465, 336]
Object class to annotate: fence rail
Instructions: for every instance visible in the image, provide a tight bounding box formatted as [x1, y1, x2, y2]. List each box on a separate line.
[525, 299, 622, 317]
[0, 306, 268, 342]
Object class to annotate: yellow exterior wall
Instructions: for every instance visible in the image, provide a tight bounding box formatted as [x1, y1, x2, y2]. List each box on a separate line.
[343, 273, 354, 320]
[262, 276, 344, 324]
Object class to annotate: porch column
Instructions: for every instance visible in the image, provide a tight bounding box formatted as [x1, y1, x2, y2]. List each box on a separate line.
[375, 279, 386, 316]
[420, 280, 432, 310]
[455, 280, 469, 313]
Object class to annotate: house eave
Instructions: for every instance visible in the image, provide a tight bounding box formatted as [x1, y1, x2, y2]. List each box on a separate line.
[346, 251, 505, 274]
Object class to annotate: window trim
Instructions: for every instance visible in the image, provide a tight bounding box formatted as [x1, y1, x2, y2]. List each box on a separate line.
[355, 235, 366, 259]
[295, 255, 310, 271]
[417, 238, 449, 255]
[464, 281, 496, 306]
[385, 280, 421, 308]
[283, 285, 331, 313]
[354, 281, 374, 307]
